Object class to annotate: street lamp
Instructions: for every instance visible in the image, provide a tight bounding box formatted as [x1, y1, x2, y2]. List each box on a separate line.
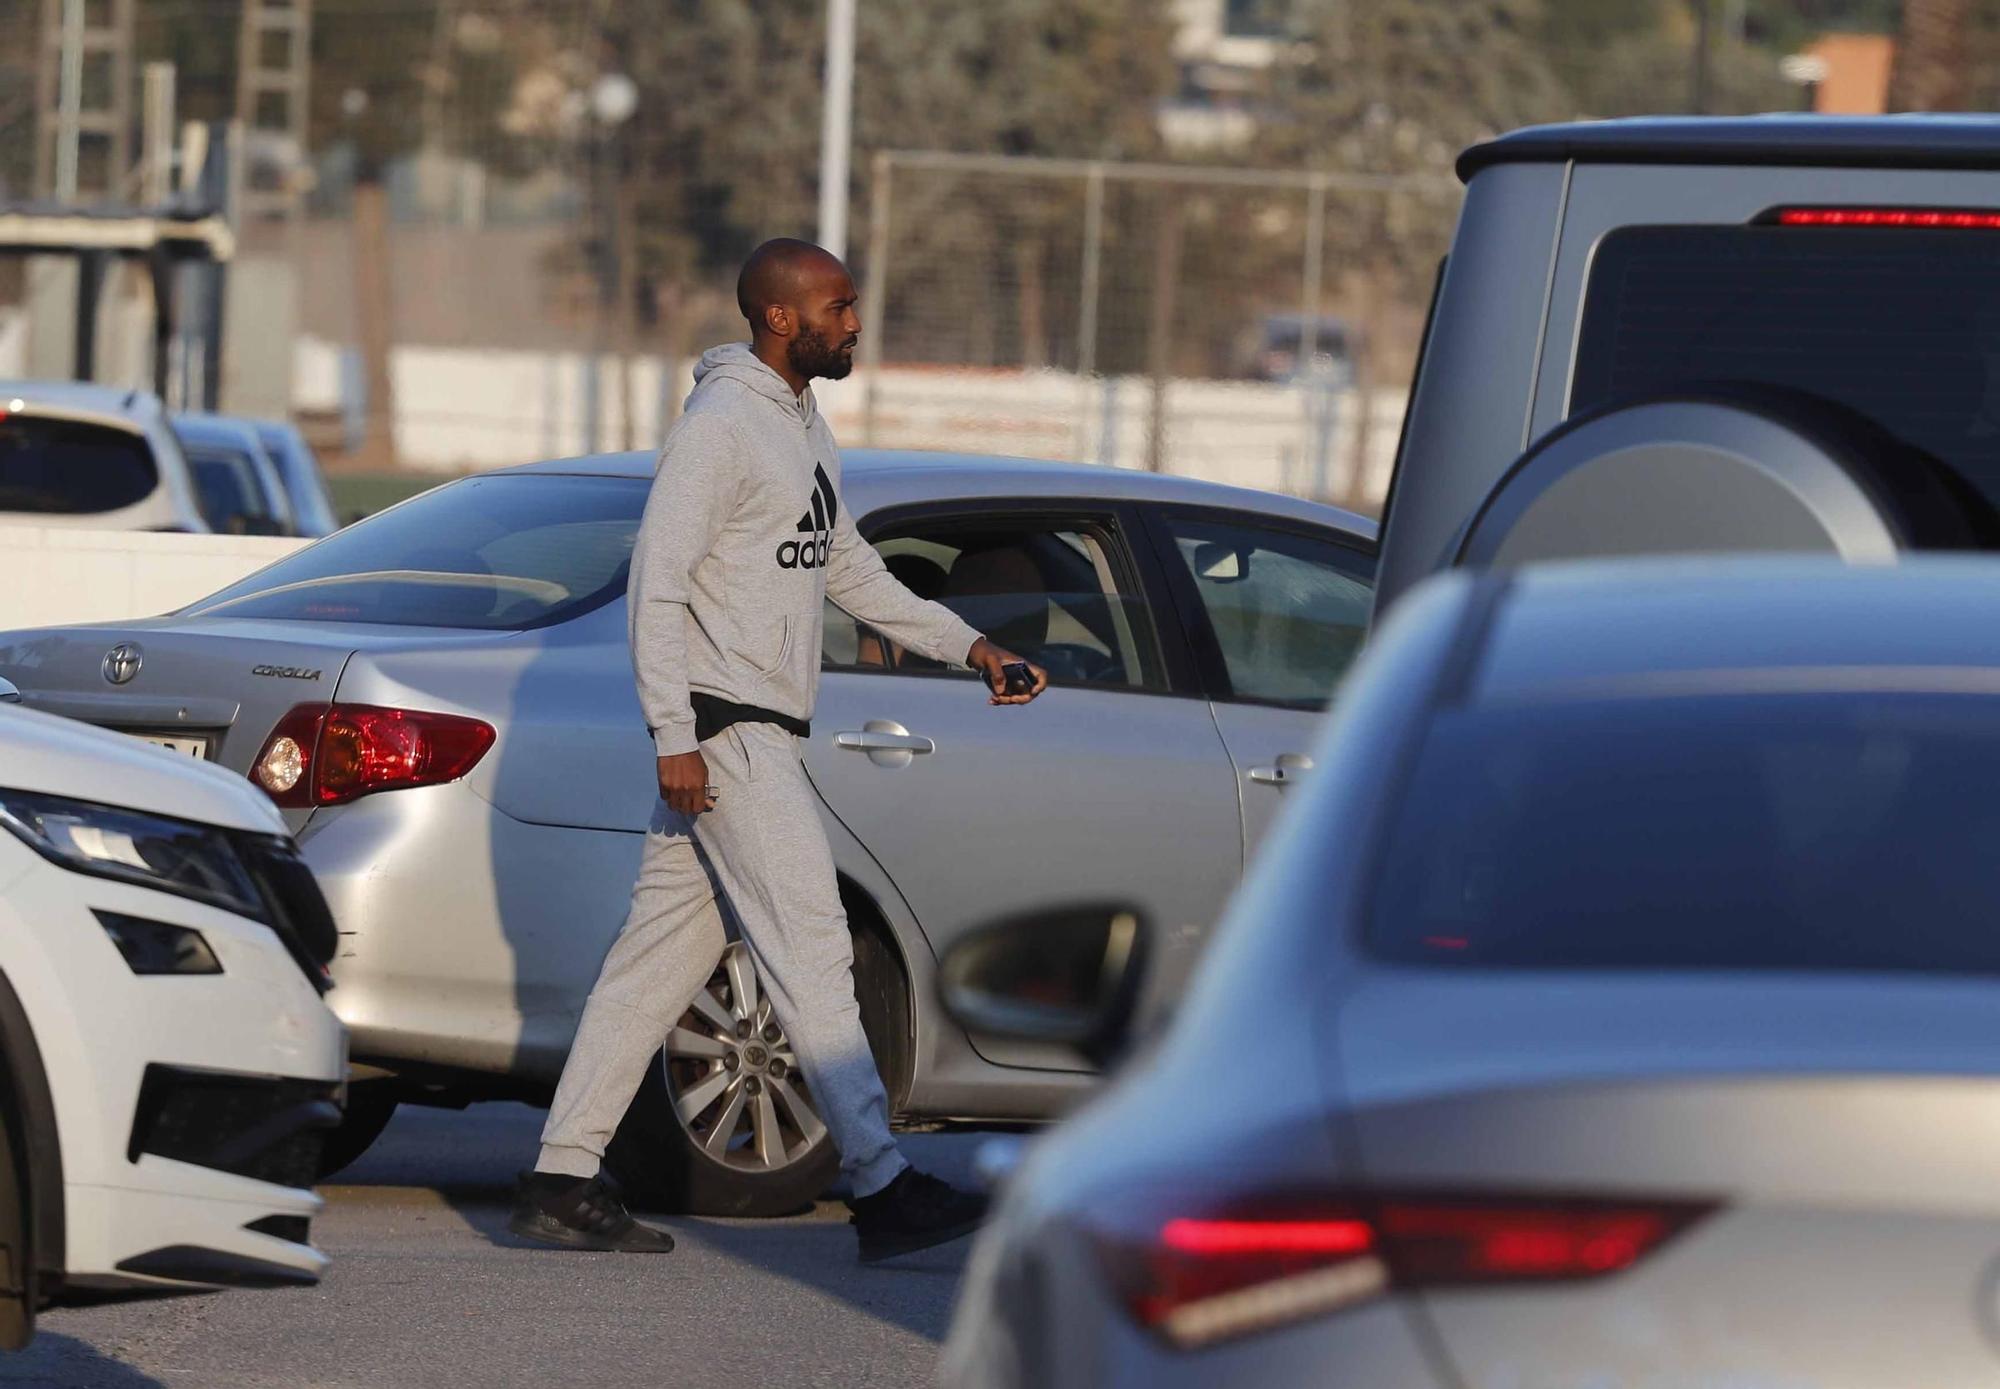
[819, 0, 856, 259]
[591, 72, 639, 128]
[1781, 54, 1828, 113]
[585, 72, 638, 454]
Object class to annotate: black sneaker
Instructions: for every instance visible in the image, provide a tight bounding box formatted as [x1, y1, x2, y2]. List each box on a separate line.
[508, 1171, 676, 1253]
[847, 1168, 989, 1264]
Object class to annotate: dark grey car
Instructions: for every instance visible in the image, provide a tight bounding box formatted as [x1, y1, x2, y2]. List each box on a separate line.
[1380, 115, 2000, 614]
[947, 555, 2000, 1386]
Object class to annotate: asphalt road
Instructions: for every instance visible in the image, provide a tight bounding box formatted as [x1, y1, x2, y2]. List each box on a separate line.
[3, 1103, 991, 1388]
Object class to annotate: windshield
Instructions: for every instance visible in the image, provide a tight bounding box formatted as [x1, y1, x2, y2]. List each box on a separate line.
[0, 415, 158, 515]
[1370, 688, 2000, 975]
[184, 472, 647, 629]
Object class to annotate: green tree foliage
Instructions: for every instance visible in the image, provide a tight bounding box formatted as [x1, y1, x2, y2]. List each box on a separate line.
[603, 0, 1176, 363]
[1255, 0, 1573, 296]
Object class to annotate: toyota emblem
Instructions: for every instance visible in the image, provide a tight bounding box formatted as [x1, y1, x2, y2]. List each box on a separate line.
[102, 642, 143, 685]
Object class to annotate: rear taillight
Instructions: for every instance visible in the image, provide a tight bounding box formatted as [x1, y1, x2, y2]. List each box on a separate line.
[1099, 1194, 1714, 1350]
[252, 703, 495, 807]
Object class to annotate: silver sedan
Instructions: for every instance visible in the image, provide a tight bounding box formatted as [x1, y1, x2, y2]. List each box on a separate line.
[944, 556, 2000, 1387]
[0, 449, 1375, 1214]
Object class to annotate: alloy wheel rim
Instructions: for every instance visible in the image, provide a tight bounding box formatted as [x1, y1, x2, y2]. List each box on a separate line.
[661, 942, 830, 1173]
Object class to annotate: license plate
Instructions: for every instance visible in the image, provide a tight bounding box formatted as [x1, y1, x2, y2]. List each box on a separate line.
[135, 734, 211, 760]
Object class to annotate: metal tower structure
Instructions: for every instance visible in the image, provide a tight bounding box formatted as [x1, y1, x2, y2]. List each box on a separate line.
[236, 0, 314, 223]
[34, 0, 136, 203]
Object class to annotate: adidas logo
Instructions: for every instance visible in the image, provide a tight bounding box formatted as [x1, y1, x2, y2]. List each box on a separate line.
[776, 462, 837, 570]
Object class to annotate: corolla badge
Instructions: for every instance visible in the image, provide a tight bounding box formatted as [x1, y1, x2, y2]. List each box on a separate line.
[101, 643, 143, 685]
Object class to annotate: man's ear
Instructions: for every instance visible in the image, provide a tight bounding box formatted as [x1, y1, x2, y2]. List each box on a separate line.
[763, 303, 793, 338]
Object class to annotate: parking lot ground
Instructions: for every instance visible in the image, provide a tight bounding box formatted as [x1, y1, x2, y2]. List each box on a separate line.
[4, 1103, 985, 1388]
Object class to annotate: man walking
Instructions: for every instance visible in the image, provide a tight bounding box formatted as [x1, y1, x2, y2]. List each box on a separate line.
[512, 239, 1047, 1261]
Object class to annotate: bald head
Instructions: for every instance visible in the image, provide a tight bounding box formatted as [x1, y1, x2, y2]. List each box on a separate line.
[737, 238, 862, 389]
[737, 238, 847, 326]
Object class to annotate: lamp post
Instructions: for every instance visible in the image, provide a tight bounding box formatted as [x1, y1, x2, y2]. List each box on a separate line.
[584, 72, 638, 454]
[1689, 0, 1713, 114]
[818, 0, 856, 259]
[1781, 53, 1828, 113]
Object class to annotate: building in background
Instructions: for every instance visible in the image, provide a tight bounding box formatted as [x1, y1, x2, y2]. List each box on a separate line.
[1160, 0, 1286, 151]
[1799, 32, 1896, 112]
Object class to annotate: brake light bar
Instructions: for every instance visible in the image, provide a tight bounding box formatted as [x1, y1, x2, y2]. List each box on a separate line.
[252, 703, 495, 807]
[1102, 1194, 1715, 1350]
[1775, 206, 2000, 229]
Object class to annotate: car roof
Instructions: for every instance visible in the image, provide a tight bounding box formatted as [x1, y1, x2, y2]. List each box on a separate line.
[0, 378, 164, 422]
[499, 447, 1377, 540]
[1458, 114, 2000, 182]
[174, 412, 267, 452]
[1472, 556, 2000, 703]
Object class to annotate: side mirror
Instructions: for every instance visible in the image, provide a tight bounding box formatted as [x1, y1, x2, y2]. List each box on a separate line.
[1192, 541, 1250, 584]
[938, 905, 1149, 1070]
[0, 677, 19, 705]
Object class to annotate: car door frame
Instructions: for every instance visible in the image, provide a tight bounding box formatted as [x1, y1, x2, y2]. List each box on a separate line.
[845, 494, 1208, 700]
[1132, 502, 1380, 710]
[824, 493, 1243, 1087]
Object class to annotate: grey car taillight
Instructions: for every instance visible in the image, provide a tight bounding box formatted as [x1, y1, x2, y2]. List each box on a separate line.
[1092, 1192, 1717, 1350]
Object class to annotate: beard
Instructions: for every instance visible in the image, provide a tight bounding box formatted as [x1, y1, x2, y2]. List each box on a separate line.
[788, 324, 855, 381]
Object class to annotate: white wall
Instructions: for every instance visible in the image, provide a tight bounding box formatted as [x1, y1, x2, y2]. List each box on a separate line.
[0, 526, 307, 630]
[291, 335, 1401, 507]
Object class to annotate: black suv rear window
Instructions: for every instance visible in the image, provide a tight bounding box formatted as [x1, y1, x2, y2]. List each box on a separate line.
[1574, 224, 2000, 510]
[185, 473, 646, 630]
[0, 415, 157, 514]
[1369, 689, 2000, 975]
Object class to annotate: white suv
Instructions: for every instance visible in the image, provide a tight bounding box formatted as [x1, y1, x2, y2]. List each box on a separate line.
[0, 681, 344, 1345]
[0, 380, 209, 533]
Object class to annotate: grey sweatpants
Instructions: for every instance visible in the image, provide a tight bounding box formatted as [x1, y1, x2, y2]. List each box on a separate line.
[537, 721, 908, 1198]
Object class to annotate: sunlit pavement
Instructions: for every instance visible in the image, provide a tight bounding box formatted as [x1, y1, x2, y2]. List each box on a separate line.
[4, 1103, 989, 1388]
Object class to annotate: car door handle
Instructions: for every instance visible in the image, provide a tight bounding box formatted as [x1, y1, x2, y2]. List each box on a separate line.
[834, 730, 935, 754]
[1248, 754, 1313, 786]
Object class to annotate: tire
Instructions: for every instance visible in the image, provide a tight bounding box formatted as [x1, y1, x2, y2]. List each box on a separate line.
[605, 927, 908, 1217]
[314, 1082, 400, 1181]
[1457, 385, 2000, 570]
[0, 1089, 32, 1351]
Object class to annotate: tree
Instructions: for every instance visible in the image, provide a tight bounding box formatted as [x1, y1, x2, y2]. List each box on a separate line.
[1256, 0, 1572, 299]
[601, 0, 1175, 370]
[1244, 0, 1573, 487]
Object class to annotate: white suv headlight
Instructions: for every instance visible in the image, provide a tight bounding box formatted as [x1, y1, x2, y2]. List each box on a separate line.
[0, 788, 265, 920]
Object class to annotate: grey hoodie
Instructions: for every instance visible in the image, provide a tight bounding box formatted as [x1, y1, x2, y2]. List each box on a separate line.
[629, 343, 983, 758]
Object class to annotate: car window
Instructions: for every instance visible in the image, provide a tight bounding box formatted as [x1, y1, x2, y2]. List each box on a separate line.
[1159, 515, 1372, 708]
[185, 473, 645, 629]
[259, 426, 341, 534]
[188, 450, 273, 533]
[1575, 224, 2000, 514]
[1371, 689, 2000, 975]
[0, 416, 157, 515]
[823, 519, 1164, 690]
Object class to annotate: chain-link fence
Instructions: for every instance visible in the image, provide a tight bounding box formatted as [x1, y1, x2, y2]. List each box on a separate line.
[852, 151, 1459, 512]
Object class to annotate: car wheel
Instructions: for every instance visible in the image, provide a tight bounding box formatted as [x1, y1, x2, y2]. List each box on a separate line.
[0, 1086, 33, 1350]
[314, 1082, 400, 1181]
[607, 937, 903, 1216]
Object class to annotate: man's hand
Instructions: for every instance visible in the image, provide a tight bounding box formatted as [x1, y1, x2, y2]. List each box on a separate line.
[967, 637, 1048, 706]
[658, 750, 718, 816]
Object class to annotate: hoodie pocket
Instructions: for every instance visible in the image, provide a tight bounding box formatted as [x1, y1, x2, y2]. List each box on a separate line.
[742, 614, 795, 682]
